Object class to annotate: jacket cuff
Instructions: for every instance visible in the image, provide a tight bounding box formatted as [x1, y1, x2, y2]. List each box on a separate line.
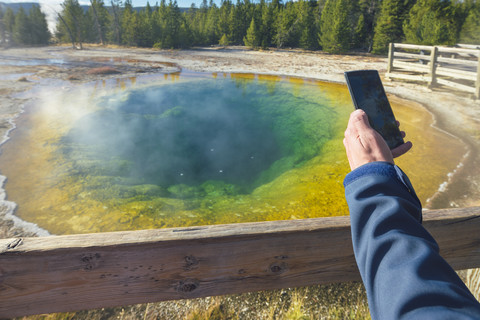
[343, 162, 398, 187]
[344, 161, 422, 222]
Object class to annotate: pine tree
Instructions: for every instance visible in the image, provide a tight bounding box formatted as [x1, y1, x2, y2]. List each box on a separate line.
[56, 0, 85, 48]
[353, 0, 382, 51]
[319, 0, 352, 53]
[206, 2, 220, 44]
[28, 5, 50, 44]
[166, 0, 182, 48]
[151, 1, 165, 46]
[137, 4, 154, 47]
[109, 0, 122, 45]
[260, 0, 275, 48]
[13, 7, 31, 44]
[230, 0, 251, 45]
[89, 0, 109, 45]
[3, 8, 15, 36]
[121, 0, 138, 46]
[459, 1, 480, 44]
[185, 3, 199, 45]
[217, 0, 231, 44]
[274, 1, 299, 48]
[403, 0, 460, 46]
[155, 0, 187, 48]
[298, 0, 319, 50]
[244, 17, 259, 48]
[353, 13, 367, 49]
[372, 0, 413, 54]
[0, 8, 6, 45]
[177, 19, 193, 48]
[219, 33, 230, 46]
[83, 6, 97, 42]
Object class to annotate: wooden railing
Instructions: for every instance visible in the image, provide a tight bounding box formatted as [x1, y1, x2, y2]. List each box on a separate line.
[386, 43, 480, 99]
[1, 206, 480, 318]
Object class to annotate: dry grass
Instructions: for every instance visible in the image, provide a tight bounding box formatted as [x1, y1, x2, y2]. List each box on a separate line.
[466, 268, 480, 301]
[15, 282, 371, 320]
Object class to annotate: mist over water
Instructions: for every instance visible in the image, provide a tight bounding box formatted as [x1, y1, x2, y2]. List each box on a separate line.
[61, 81, 285, 191]
[59, 77, 338, 197]
[0, 73, 468, 235]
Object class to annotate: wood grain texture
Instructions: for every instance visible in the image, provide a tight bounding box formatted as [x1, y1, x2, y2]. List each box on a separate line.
[394, 51, 431, 61]
[1, 207, 479, 318]
[436, 78, 476, 93]
[385, 72, 432, 82]
[393, 60, 430, 73]
[393, 43, 433, 51]
[436, 66, 477, 81]
[437, 56, 478, 67]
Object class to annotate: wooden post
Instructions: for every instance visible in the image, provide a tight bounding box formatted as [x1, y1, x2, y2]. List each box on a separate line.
[428, 46, 438, 88]
[475, 50, 480, 100]
[386, 43, 394, 80]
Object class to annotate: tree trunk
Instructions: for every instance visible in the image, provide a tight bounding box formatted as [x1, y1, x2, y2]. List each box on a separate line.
[56, 13, 77, 49]
[90, 0, 105, 45]
[70, 13, 83, 50]
[111, 1, 121, 45]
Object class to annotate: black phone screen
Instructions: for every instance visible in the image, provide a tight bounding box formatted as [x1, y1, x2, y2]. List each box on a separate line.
[344, 70, 404, 149]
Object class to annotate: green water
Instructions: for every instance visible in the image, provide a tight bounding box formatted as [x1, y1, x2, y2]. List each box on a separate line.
[0, 73, 466, 234]
[61, 78, 334, 192]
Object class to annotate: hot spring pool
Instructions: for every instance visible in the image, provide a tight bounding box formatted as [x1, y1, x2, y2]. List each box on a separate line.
[0, 72, 467, 234]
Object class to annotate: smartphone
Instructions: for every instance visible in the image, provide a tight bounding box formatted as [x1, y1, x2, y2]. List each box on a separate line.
[344, 70, 404, 149]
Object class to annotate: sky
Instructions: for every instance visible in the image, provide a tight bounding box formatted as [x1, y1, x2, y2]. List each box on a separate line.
[2, 0, 208, 9]
[2, 0, 209, 32]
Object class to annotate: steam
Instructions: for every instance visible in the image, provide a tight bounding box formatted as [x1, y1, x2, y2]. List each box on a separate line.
[38, 0, 64, 33]
[0, 74, 341, 234]
[12, 76, 334, 200]
[3, 0, 90, 33]
[61, 79, 284, 191]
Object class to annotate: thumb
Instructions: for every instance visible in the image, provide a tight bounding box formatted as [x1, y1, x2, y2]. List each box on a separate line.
[349, 109, 372, 132]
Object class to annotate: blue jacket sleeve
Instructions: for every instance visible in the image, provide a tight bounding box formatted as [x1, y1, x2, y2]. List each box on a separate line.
[344, 162, 480, 320]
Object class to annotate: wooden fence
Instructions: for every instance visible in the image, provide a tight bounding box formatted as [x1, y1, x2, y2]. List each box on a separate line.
[386, 43, 480, 99]
[1, 206, 480, 318]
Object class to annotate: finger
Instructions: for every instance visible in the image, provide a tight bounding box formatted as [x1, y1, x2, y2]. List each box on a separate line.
[391, 141, 413, 158]
[400, 130, 406, 138]
[343, 137, 354, 170]
[349, 109, 371, 132]
[396, 120, 400, 127]
[343, 137, 349, 153]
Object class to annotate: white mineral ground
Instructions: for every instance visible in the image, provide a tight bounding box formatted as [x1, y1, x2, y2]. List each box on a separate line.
[0, 45, 480, 238]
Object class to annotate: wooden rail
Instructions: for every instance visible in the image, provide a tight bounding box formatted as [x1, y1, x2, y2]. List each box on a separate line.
[386, 43, 480, 99]
[0, 207, 480, 318]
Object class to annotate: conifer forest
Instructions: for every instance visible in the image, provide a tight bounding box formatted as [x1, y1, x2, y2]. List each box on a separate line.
[0, 0, 479, 54]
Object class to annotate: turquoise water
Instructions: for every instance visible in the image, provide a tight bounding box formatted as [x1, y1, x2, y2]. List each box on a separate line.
[60, 77, 337, 194]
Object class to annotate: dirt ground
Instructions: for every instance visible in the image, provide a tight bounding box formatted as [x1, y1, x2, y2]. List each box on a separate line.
[0, 44, 479, 239]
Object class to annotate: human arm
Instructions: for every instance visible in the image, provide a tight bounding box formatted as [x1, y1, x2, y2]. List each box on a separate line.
[343, 110, 480, 319]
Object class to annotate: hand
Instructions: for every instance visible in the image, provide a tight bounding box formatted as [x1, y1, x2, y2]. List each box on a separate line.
[343, 110, 412, 171]
[391, 121, 412, 158]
